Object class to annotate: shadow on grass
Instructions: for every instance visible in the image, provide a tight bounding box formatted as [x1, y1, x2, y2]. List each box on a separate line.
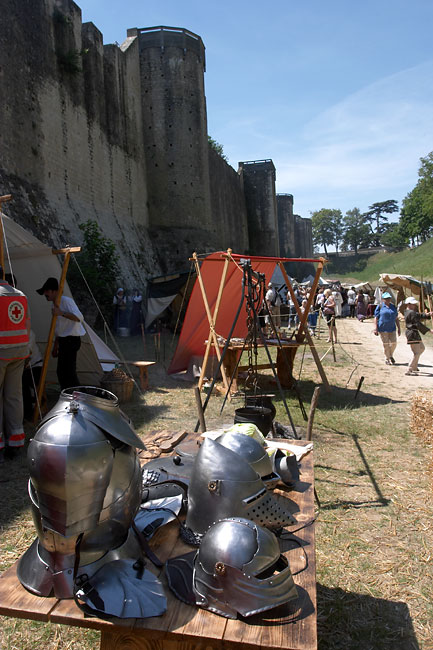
[317, 584, 420, 649]
[315, 433, 390, 510]
[273, 379, 406, 411]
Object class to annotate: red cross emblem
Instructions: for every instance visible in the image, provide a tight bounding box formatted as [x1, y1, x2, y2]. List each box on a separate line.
[8, 301, 25, 324]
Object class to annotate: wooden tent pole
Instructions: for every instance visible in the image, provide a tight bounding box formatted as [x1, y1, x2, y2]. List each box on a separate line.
[192, 251, 231, 394]
[296, 259, 325, 337]
[428, 294, 433, 329]
[420, 276, 425, 313]
[280, 262, 331, 392]
[33, 247, 81, 423]
[0, 195, 12, 279]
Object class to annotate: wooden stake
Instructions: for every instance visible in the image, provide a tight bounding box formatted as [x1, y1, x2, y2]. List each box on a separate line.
[306, 385, 321, 441]
[194, 386, 207, 433]
[354, 376, 364, 400]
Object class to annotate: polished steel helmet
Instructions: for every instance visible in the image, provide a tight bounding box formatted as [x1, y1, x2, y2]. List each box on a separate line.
[215, 430, 279, 489]
[17, 387, 164, 618]
[193, 517, 298, 618]
[185, 438, 296, 536]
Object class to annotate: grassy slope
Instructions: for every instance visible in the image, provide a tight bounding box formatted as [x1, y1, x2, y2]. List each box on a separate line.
[329, 238, 433, 284]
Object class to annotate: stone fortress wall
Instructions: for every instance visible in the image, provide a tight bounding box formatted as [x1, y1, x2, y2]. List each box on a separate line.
[0, 0, 312, 287]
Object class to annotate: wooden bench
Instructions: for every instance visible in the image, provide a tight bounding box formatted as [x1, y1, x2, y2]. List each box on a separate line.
[101, 360, 156, 391]
[0, 440, 317, 650]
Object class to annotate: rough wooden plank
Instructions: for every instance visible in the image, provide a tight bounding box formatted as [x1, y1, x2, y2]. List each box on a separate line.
[0, 564, 56, 621]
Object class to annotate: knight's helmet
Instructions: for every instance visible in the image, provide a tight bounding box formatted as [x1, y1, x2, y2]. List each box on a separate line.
[185, 438, 296, 536]
[214, 429, 279, 489]
[18, 387, 145, 599]
[193, 517, 298, 618]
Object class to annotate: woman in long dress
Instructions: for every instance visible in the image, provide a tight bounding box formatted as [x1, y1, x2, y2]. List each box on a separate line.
[129, 289, 144, 336]
[355, 290, 367, 322]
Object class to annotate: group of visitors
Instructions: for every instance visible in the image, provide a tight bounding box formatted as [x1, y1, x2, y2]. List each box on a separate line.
[113, 288, 144, 335]
[263, 278, 433, 375]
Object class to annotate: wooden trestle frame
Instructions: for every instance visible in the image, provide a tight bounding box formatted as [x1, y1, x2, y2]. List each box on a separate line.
[194, 248, 330, 396]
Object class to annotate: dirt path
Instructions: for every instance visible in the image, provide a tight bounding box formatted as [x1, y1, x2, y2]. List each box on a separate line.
[320, 316, 433, 401]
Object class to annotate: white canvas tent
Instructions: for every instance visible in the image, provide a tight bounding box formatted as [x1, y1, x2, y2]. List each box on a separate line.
[0, 214, 118, 385]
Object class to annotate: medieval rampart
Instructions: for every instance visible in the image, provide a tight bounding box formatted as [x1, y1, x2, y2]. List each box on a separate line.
[0, 0, 312, 289]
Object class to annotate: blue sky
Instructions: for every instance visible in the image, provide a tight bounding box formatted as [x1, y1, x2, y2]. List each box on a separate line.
[78, 0, 433, 220]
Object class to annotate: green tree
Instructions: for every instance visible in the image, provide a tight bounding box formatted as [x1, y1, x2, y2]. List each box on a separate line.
[342, 207, 371, 253]
[380, 222, 408, 250]
[363, 199, 398, 246]
[68, 220, 120, 325]
[208, 136, 228, 161]
[400, 183, 433, 244]
[311, 208, 343, 255]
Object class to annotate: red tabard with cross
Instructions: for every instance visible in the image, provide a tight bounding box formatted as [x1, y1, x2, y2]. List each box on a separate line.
[0, 293, 29, 348]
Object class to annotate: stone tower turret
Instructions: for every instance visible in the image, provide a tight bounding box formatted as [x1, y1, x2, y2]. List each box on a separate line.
[276, 194, 295, 257]
[125, 26, 215, 267]
[238, 159, 279, 257]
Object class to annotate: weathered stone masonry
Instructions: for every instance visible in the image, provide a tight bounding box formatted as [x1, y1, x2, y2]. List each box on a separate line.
[0, 0, 312, 287]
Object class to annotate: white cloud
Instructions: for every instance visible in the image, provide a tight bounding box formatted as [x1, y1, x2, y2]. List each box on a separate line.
[273, 60, 433, 215]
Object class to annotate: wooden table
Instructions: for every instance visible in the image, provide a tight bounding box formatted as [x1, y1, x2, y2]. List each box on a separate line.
[218, 339, 300, 392]
[0, 443, 317, 650]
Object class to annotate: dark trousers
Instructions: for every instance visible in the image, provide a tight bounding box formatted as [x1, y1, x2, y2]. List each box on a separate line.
[57, 336, 81, 390]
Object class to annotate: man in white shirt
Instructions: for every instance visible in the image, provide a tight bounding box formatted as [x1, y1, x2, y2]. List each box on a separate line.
[37, 277, 86, 390]
[265, 282, 281, 328]
[347, 286, 356, 318]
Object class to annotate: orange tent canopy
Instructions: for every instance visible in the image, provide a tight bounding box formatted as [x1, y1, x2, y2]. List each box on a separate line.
[167, 251, 316, 375]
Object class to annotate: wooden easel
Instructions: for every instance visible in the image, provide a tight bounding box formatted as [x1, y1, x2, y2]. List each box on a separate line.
[195, 250, 331, 396]
[33, 246, 81, 423]
[279, 260, 331, 392]
[195, 248, 233, 395]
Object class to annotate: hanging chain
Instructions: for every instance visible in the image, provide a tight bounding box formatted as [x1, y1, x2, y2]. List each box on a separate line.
[243, 262, 265, 396]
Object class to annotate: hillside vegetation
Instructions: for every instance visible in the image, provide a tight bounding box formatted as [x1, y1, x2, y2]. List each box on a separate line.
[323, 237, 433, 284]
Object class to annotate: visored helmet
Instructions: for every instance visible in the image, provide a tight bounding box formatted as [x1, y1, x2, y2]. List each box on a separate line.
[18, 388, 143, 600]
[215, 430, 279, 489]
[185, 438, 295, 536]
[193, 517, 298, 618]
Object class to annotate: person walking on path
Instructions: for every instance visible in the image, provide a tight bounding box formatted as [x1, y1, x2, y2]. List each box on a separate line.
[37, 277, 85, 390]
[347, 286, 356, 318]
[356, 290, 367, 321]
[323, 288, 337, 343]
[0, 269, 30, 461]
[373, 291, 400, 365]
[403, 297, 433, 375]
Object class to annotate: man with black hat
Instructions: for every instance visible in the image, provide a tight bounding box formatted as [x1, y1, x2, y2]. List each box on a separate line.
[0, 268, 30, 461]
[37, 277, 85, 390]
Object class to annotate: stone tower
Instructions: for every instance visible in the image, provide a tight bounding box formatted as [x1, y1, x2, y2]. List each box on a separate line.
[124, 26, 216, 267]
[238, 160, 279, 257]
[276, 194, 295, 257]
